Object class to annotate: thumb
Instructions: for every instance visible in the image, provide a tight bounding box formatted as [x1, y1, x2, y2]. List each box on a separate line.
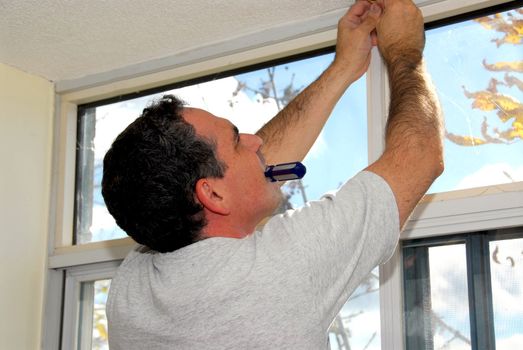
[360, 4, 382, 32]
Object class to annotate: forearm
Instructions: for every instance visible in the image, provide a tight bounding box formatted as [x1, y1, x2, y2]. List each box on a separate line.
[363, 0, 445, 228]
[256, 61, 356, 165]
[256, 1, 382, 165]
[366, 54, 444, 226]
[385, 55, 444, 172]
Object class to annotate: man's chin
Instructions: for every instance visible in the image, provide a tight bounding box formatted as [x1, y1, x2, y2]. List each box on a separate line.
[269, 189, 291, 215]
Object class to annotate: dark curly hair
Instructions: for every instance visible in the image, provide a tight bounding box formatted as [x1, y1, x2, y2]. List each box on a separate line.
[102, 95, 226, 252]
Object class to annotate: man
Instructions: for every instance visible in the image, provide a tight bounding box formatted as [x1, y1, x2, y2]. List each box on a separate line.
[102, 0, 444, 348]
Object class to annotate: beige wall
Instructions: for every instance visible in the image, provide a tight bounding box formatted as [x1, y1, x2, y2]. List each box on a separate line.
[0, 63, 54, 349]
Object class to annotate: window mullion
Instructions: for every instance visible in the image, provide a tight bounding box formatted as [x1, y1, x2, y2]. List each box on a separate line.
[379, 247, 406, 350]
[62, 270, 81, 350]
[366, 46, 388, 164]
[466, 233, 496, 350]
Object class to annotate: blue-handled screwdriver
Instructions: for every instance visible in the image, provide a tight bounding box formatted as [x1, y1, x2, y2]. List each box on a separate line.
[264, 162, 307, 182]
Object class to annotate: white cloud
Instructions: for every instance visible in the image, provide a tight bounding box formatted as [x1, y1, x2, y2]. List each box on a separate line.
[90, 205, 124, 241]
[305, 132, 328, 160]
[330, 309, 381, 350]
[94, 77, 279, 162]
[454, 163, 523, 190]
[168, 77, 278, 134]
[93, 77, 328, 166]
[94, 100, 145, 159]
[429, 245, 471, 321]
[173, 77, 328, 161]
[433, 333, 470, 350]
[497, 334, 523, 349]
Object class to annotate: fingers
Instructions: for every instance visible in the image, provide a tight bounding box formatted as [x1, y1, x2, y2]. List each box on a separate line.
[380, 0, 418, 9]
[349, 0, 372, 17]
[342, 1, 371, 28]
[370, 30, 378, 46]
[375, 0, 425, 63]
[341, 1, 381, 31]
[359, 3, 382, 32]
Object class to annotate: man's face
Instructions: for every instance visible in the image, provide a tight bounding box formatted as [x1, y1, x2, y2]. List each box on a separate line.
[183, 108, 282, 233]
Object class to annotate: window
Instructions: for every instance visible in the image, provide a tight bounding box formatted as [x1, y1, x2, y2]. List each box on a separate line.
[75, 52, 368, 244]
[48, 1, 523, 350]
[403, 228, 523, 349]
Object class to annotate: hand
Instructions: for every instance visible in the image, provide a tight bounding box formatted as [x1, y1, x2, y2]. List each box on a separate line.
[334, 0, 382, 81]
[375, 0, 425, 64]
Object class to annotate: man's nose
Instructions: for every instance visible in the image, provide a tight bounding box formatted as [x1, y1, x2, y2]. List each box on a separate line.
[242, 134, 263, 151]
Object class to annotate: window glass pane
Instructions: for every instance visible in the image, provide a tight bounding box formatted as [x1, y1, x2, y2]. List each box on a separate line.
[78, 279, 111, 350]
[78, 280, 111, 350]
[77, 52, 367, 242]
[329, 268, 381, 350]
[404, 243, 472, 350]
[490, 238, 523, 349]
[92, 280, 110, 350]
[428, 244, 472, 349]
[425, 7, 523, 193]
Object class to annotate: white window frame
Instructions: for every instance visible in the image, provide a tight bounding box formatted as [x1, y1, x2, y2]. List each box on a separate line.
[44, 0, 523, 349]
[61, 261, 119, 350]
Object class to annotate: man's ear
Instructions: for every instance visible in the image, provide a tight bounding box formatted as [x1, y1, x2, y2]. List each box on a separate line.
[195, 178, 230, 215]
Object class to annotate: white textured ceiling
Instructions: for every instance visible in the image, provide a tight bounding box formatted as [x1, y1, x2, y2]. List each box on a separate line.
[1, 0, 460, 85]
[1, 0, 354, 82]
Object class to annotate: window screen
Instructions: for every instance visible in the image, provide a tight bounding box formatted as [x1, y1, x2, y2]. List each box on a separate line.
[403, 228, 523, 350]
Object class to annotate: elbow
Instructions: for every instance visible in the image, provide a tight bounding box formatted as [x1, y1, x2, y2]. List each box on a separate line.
[429, 146, 445, 181]
[434, 157, 444, 179]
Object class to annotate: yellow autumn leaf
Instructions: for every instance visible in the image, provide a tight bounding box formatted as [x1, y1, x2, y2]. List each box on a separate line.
[96, 323, 108, 340]
[511, 121, 523, 141]
[514, 19, 523, 35]
[504, 32, 522, 45]
[446, 132, 488, 146]
[475, 11, 522, 46]
[435, 10, 523, 146]
[499, 128, 523, 141]
[504, 74, 523, 92]
[475, 16, 495, 30]
[464, 88, 522, 116]
[493, 95, 522, 112]
[484, 60, 523, 73]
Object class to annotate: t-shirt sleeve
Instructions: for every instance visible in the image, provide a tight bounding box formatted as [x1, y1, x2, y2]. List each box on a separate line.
[253, 170, 400, 330]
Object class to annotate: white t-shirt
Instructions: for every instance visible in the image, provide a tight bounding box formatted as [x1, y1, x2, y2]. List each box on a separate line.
[107, 171, 400, 349]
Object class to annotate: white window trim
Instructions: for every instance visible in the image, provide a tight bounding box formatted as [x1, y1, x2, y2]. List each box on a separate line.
[61, 261, 119, 350]
[45, 1, 521, 349]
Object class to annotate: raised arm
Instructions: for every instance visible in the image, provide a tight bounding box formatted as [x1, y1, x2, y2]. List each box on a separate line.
[257, 1, 383, 165]
[365, 0, 445, 228]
